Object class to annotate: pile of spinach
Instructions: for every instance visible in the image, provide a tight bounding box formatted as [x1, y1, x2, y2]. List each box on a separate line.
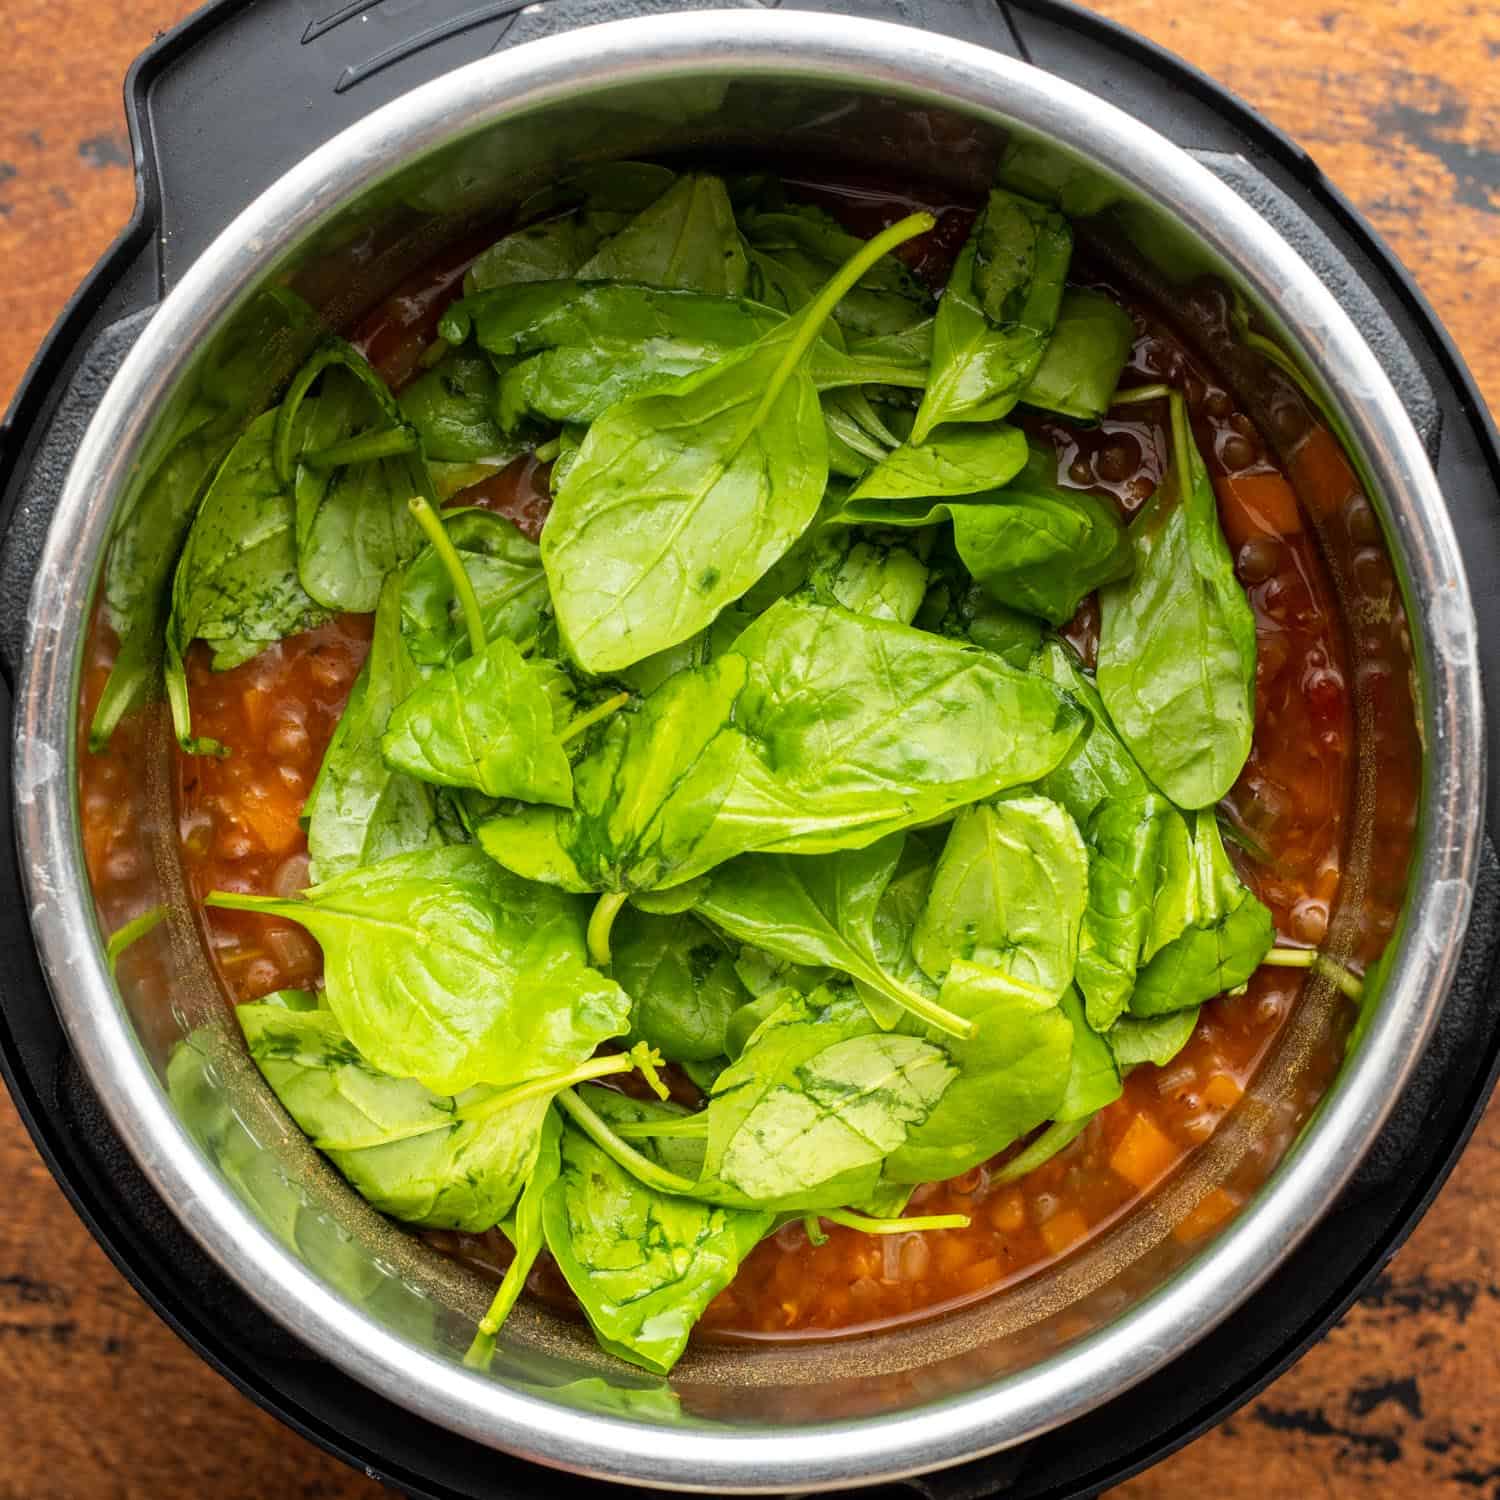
[112, 163, 1278, 1376]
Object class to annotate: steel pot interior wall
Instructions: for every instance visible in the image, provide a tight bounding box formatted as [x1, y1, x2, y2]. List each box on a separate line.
[13, 14, 1482, 1493]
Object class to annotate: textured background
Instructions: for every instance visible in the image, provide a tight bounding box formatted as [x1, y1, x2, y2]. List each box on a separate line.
[1, 1, 1495, 1495]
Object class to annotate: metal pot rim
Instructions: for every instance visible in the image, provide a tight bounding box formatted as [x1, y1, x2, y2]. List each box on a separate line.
[11, 11, 1484, 1491]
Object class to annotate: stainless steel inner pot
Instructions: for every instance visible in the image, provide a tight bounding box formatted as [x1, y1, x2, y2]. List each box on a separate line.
[11, 11, 1485, 1492]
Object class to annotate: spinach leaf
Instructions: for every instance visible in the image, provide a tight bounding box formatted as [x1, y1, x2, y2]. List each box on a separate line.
[542, 213, 935, 674]
[283, 346, 430, 613]
[443, 281, 925, 433]
[802, 534, 930, 625]
[91, 289, 321, 752]
[544, 1089, 770, 1374]
[238, 993, 554, 1231]
[206, 845, 631, 1094]
[733, 950, 832, 1005]
[1108, 1007, 1200, 1070]
[400, 508, 548, 669]
[304, 574, 444, 883]
[1096, 392, 1257, 808]
[911, 797, 1088, 999]
[694, 837, 975, 1039]
[164, 405, 331, 754]
[740, 203, 932, 338]
[577, 173, 748, 294]
[614, 603, 752, 698]
[846, 424, 1029, 503]
[1130, 812, 1273, 1016]
[466, 1108, 563, 1366]
[883, 960, 1072, 1184]
[712, 600, 1087, 856]
[463, 163, 676, 294]
[1074, 791, 1170, 1033]
[1021, 289, 1134, 423]
[479, 654, 749, 895]
[914, 564, 1043, 669]
[837, 443, 1132, 626]
[1032, 639, 1150, 825]
[613, 907, 748, 1062]
[1056, 989, 1122, 1119]
[381, 637, 575, 805]
[397, 350, 522, 463]
[480, 600, 1083, 902]
[697, 988, 955, 1209]
[911, 189, 1071, 443]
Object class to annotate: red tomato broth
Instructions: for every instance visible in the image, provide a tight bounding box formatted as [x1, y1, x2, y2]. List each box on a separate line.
[81, 166, 1376, 1351]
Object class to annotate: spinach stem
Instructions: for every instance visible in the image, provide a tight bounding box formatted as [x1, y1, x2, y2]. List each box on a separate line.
[105, 905, 168, 975]
[407, 495, 487, 659]
[612, 1115, 709, 1141]
[1108, 383, 1173, 406]
[1168, 392, 1194, 499]
[468, 1238, 535, 1353]
[302, 425, 418, 470]
[991, 1116, 1090, 1184]
[802, 1213, 829, 1247]
[875, 975, 979, 1043]
[1263, 945, 1364, 1000]
[450, 1053, 636, 1129]
[587, 891, 630, 968]
[822, 1208, 971, 1235]
[755, 210, 936, 428]
[555, 1087, 699, 1196]
[559, 691, 631, 747]
[533, 437, 562, 464]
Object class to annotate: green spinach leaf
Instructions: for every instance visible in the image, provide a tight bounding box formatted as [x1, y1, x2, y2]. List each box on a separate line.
[164, 405, 331, 754]
[1056, 989, 1122, 1119]
[837, 442, 1132, 626]
[576, 173, 748, 294]
[694, 837, 974, 1039]
[912, 797, 1088, 998]
[466, 1108, 564, 1365]
[1096, 393, 1257, 808]
[400, 508, 548, 668]
[613, 908, 748, 1062]
[802, 535, 930, 625]
[846, 423, 1029, 502]
[397, 350, 522, 463]
[697, 988, 955, 1210]
[1108, 1007, 1200, 1070]
[282, 345, 430, 613]
[883, 961, 1072, 1184]
[740, 202, 932, 338]
[1130, 812, 1273, 1016]
[480, 600, 1083, 906]
[542, 213, 935, 673]
[463, 163, 676, 294]
[1021, 288, 1134, 423]
[911, 189, 1071, 442]
[544, 1088, 770, 1374]
[381, 637, 575, 805]
[1032, 639, 1150, 825]
[1073, 791, 1170, 1033]
[238, 993, 554, 1230]
[206, 845, 631, 1094]
[304, 573, 444, 883]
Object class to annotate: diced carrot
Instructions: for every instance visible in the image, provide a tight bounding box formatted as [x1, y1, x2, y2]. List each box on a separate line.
[239, 683, 276, 740]
[1109, 1112, 1178, 1190]
[1039, 1209, 1090, 1257]
[237, 781, 304, 854]
[1173, 1187, 1241, 1244]
[1286, 422, 1358, 519]
[989, 1190, 1026, 1234]
[956, 1256, 1004, 1294]
[1203, 1073, 1243, 1111]
[1215, 471, 1303, 546]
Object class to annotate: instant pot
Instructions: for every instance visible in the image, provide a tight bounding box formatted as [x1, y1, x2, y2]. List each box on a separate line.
[1, 0, 1498, 1495]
